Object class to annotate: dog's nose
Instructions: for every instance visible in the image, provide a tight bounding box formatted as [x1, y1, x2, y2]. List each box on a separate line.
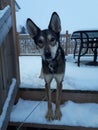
[45, 52, 51, 59]
[44, 49, 51, 59]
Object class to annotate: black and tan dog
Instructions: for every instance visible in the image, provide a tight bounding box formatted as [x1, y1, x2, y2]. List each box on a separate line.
[26, 12, 65, 120]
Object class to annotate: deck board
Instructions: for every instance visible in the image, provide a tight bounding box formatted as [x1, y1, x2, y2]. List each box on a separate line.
[9, 88, 98, 130]
[15, 88, 98, 104]
[9, 122, 98, 130]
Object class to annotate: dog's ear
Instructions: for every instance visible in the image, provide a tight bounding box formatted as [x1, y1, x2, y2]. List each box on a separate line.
[48, 12, 61, 33]
[26, 18, 40, 38]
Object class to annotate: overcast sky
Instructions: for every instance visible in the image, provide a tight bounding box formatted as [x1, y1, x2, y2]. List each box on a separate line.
[16, 0, 98, 33]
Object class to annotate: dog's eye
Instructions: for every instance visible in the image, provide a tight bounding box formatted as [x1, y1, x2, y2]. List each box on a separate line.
[38, 39, 43, 47]
[50, 37, 56, 46]
[50, 37, 55, 42]
[38, 39, 43, 44]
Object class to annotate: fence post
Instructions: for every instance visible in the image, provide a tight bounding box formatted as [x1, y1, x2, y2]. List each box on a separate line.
[10, 0, 20, 85]
[65, 30, 69, 55]
[0, 49, 3, 114]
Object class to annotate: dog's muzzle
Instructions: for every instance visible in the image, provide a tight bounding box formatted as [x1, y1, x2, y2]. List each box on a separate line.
[45, 51, 51, 59]
[44, 47, 52, 60]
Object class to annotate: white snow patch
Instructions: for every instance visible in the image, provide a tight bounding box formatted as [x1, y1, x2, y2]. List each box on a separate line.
[10, 98, 98, 128]
[19, 55, 98, 91]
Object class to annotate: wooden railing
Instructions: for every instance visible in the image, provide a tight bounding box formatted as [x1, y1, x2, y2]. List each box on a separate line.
[18, 34, 39, 55]
[18, 32, 93, 56]
[17, 34, 83, 56]
[18, 33, 74, 56]
[0, 5, 12, 115]
[0, 1, 20, 129]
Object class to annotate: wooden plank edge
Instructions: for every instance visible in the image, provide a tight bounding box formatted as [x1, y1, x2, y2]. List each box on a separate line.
[9, 122, 98, 130]
[19, 87, 98, 94]
[15, 88, 98, 104]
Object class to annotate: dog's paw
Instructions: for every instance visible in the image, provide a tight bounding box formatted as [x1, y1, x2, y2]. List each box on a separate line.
[45, 109, 54, 121]
[55, 109, 62, 120]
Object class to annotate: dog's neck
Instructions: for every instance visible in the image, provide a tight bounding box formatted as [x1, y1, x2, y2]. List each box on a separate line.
[43, 45, 61, 73]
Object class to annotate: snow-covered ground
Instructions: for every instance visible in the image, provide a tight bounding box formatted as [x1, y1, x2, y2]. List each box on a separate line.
[19, 55, 98, 91]
[10, 55, 98, 128]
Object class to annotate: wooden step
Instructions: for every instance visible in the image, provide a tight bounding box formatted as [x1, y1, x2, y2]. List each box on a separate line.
[8, 122, 98, 130]
[8, 88, 98, 130]
[15, 88, 98, 104]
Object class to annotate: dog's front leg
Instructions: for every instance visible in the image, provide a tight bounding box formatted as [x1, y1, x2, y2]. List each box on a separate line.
[55, 82, 62, 120]
[45, 82, 54, 121]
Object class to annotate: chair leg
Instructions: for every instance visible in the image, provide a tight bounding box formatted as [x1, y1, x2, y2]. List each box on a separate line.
[74, 42, 77, 59]
[78, 44, 82, 66]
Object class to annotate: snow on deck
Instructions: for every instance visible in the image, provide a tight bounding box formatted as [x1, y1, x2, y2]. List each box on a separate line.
[10, 55, 98, 128]
[10, 98, 98, 128]
[19, 55, 98, 91]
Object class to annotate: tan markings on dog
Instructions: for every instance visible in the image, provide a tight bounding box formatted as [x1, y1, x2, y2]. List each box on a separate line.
[50, 42, 58, 59]
[47, 34, 52, 41]
[39, 35, 44, 42]
[43, 74, 64, 83]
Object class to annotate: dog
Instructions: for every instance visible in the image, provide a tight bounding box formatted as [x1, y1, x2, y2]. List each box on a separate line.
[26, 12, 65, 120]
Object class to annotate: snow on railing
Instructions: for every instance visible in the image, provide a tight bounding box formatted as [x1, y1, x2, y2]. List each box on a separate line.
[0, 78, 16, 129]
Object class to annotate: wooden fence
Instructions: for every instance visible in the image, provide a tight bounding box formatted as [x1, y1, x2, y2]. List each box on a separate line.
[18, 32, 94, 56]
[0, 1, 20, 129]
[18, 33, 74, 56]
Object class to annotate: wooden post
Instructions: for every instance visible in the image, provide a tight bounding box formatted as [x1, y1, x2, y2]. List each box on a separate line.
[10, 0, 20, 85]
[65, 30, 69, 56]
[0, 49, 3, 114]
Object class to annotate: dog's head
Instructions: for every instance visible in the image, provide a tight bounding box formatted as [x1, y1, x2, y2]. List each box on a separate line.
[26, 12, 61, 61]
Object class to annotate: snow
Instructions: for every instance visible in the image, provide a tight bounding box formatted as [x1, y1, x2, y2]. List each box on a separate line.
[19, 55, 98, 91]
[10, 98, 98, 128]
[9, 55, 98, 128]
[0, 78, 16, 129]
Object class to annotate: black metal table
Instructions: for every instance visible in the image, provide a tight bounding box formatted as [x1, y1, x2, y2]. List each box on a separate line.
[71, 30, 98, 66]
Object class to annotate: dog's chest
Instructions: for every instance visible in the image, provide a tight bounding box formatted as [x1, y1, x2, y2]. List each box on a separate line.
[43, 60, 58, 74]
[42, 48, 65, 74]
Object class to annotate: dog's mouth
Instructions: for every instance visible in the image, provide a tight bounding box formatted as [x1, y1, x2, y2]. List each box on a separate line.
[44, 52, 52, 61]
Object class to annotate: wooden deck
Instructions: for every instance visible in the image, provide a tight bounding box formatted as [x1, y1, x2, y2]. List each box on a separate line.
[16, 88, 98, 104]
[9, 122, 98, 130]
[8, 88, 98, 130]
